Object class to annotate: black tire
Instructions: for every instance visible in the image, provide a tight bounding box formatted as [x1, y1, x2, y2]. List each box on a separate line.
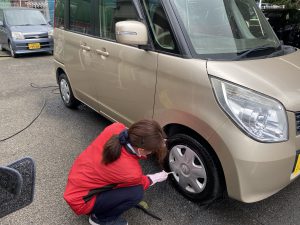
[165, 134, 224, 204]
[58, 73, 80, 108]
[9, 42, 17, 58]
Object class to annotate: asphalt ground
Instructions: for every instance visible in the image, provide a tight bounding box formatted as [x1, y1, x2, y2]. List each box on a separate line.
[1, 53, 300, 225]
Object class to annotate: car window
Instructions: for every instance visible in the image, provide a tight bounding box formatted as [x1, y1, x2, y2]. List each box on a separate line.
[142, 0, 178, 53]
[69, 0, 93, 35]
[97, 0, 139, 40]
[54, 0, 65, 28]
[4, 10, 47, 26]
[171, 0, 279, 59]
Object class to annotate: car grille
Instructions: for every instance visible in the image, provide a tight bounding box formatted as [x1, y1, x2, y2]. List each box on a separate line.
[295, 112, 300, 135]
[24, 34, 48, 39]
[15, 42, 52, 50]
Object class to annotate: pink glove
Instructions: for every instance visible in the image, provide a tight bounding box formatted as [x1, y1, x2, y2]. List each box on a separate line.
[147, 170, 169, 186]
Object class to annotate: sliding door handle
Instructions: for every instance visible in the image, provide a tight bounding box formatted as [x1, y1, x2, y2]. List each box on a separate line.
[96, 49, 109, 57]
[80, 44, 91, 51]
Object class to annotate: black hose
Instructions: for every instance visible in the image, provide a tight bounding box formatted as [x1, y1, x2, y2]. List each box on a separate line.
[0, 83, 58, 142]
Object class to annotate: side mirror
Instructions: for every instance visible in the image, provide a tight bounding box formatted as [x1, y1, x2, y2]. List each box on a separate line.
[0, 157, 35, 218]
[116, 21, 148, 46]
[0, 21, 3, 26]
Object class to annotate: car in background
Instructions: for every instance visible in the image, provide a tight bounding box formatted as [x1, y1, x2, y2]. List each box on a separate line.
[263, 8, 300, 48]
[0, 8, 53, 57]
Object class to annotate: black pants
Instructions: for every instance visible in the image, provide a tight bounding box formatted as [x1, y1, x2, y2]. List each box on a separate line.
[91, 185, 144, 222]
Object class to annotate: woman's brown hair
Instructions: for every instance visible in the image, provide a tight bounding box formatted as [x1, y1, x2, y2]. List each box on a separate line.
[102, 120, 167, 165]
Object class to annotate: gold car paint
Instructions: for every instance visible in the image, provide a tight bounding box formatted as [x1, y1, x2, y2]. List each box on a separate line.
[208, 111, 297, 202]
[53, 28, 64, 63]
[63, 31, 100, 111]
[207, 50, 300, 111]
[89, 39, 158, 127]
[152, 50, 300, 203]
[55, 30, 158, 127]
[153, 55, 227, 142]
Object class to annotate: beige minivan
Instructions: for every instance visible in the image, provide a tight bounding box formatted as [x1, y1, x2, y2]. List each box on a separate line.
[54, 0, 300, 203]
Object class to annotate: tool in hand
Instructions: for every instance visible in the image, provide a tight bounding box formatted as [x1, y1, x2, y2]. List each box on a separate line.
[167, 171, 175, 175]
[136, 201, 162, 221]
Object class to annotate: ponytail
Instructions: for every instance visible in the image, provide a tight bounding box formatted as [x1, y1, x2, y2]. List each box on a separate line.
[102, 135, 122, 165]
[102, 129, 128, 165]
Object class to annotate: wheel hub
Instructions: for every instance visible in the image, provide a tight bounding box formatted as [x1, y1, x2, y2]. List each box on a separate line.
[180, 164, 190, 175]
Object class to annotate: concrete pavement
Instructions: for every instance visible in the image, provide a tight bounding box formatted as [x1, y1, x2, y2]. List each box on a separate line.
[1, 54, 300, 225]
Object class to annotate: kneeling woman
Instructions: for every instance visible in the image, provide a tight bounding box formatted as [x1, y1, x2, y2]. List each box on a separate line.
[64, 120, 169, 225]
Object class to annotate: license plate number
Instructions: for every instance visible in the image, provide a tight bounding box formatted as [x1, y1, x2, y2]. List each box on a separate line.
[28, 43, 40, 49]
[293, 155, 300, 176]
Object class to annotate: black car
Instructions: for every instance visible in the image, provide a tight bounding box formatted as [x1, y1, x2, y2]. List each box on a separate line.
[263, 9, 300, 48]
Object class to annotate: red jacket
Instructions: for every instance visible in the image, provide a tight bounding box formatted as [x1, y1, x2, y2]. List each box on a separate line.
[64, 123, 151, 215]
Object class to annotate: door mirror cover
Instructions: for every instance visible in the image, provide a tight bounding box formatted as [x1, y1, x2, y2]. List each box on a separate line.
[116, 21, 148, 46]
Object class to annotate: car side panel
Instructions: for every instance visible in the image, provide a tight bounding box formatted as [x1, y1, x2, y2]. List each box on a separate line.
[92, 39, 158, 127]
[63, 31, 100, 111]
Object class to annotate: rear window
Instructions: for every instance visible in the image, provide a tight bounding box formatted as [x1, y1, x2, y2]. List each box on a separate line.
[69, 0, 93, 34]
[55, 0, 65, 28]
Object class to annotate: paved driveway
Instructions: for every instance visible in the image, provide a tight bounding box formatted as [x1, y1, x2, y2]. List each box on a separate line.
[0, 54, 300, 225]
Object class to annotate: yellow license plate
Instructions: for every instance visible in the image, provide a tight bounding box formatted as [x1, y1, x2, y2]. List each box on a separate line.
[293, 155, 300, 176]
[28, 43, 40, 49]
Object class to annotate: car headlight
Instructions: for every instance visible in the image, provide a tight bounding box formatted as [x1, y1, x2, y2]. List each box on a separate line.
[48, 30, 53, 38]
[12, 32, 24, 40]
[210, 77, 288, 142]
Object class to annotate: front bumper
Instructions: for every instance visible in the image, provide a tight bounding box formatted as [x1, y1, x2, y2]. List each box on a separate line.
[11, 38, 53, 54]
[210, 111, 300, 203]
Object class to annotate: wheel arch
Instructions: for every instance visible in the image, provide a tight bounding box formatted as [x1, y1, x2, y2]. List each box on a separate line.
[163, 123, 227, 196]
[56, 67, 66, 84]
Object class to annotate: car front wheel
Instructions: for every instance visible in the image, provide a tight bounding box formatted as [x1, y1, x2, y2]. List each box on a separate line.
[58, 73, 79, 108]
[9, 42, 16, 58]
[166, 134, 224, 204]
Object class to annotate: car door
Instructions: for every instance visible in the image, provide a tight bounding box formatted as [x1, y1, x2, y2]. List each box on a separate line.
[92, 0, 158, 126]
[63, 0, 100, 111]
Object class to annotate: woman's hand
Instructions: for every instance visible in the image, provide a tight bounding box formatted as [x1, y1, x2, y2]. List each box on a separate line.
[147, 170, 169, 186]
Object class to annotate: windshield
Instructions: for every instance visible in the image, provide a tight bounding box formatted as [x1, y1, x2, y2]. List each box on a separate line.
[171, 0, 281, 60]
[5, 10, 47, 26]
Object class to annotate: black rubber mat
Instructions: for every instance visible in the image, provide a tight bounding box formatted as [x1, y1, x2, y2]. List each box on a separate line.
[0, 157, 35, 218]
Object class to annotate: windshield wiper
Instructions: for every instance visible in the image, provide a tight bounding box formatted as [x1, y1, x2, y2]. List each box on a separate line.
[266, 44, 284, 58]
[233, 44, 275, 61]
